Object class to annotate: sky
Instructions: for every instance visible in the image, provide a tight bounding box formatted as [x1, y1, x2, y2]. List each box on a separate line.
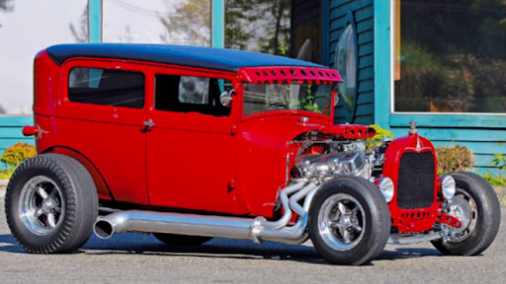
[0, 0, 200, 114]
[0, 0, 86, 114]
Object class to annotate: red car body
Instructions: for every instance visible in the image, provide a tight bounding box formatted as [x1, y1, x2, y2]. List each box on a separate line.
[30, 45, 449, 232]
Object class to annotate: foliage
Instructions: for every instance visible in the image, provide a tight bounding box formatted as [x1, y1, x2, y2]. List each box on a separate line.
[69, 6, 88, 43]
[0, 142, 36, 168]
[436, 145, 475, 176]
[481, 172, 506, 187]
[224, 0, 291, 55]
[365, 125, 394, 151]
[160, 0, 211, 46]
[299, 85, 321, 113]
[157, 0, 291, 53]
[0, 169, 14, 180]
[491, 154, 506, 170]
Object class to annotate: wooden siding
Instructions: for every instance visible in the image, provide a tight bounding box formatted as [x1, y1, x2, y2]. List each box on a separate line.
[391, 127, 506, 175]
[0, 116, 34, 170]
[328, 0, 374, 125]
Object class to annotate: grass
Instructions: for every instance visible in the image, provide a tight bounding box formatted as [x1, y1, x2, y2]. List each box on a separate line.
[480, 172, 506, 207]
[481, 172, 506, 187]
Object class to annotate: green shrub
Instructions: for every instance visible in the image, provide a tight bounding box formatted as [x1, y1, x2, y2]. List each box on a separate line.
[481, 172, 506, 187]
[491, 154, 506, 170]
[436, 144, 475, 175]
[365, 124, 394, 151]
[0, 142, 37, 169]
[0, 169, 14, 180]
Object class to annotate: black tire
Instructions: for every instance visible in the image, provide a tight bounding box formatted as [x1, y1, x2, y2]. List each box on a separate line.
[5, 154, 98, 253]
[432, 172, 501, 256]
[153, 233, 213, 246]
[309, 177, 390, 265]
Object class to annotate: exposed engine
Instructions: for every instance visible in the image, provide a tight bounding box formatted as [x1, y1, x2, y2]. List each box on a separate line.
[293, 137, 391, 182]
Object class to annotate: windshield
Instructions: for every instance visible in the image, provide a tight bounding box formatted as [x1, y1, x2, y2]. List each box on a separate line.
[243, 83, 334, 117]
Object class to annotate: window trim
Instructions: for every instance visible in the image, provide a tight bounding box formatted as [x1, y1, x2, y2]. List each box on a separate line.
[67, 66, 146, 109]
[153, 74, 232, 117]
[60, 59, 148, 121]
[373, 0, 506, 129]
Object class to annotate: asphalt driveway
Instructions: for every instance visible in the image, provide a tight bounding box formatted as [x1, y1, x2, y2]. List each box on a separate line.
[0, 200, 504, 284]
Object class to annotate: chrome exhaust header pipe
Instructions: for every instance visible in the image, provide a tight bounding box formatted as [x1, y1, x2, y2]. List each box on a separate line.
[94, 180, 320, 245]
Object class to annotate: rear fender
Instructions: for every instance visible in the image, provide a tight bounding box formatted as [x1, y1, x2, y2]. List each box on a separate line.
[43, 146, 113, 201]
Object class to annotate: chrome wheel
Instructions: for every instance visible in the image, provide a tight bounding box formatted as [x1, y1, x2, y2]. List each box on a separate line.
[19, 176, 64, 235]
[444, 189, 477, 242]
[318, 193, 366, 251]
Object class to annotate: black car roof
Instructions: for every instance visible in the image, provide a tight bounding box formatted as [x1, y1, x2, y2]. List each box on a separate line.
[46, 43, 324, 72]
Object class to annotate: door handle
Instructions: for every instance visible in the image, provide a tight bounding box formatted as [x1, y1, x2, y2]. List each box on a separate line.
[143, 119, 155, 128]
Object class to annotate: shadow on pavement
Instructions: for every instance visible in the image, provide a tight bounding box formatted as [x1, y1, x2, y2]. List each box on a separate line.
[0, 232, 447, 265]
[0, 234, 25, 253]
[379, 247, 442, 260]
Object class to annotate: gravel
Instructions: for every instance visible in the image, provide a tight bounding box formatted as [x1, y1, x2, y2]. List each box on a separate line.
[0, 200, 505, 284]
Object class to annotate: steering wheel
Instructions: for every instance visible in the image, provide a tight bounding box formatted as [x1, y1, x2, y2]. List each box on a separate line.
[266, 102, 289, 110]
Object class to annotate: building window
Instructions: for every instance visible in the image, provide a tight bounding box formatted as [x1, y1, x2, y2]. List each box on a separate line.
[335, 24, 357, 119]
[394, 0, 506, 114]
[103, 0, 211, 46]
[0, 0, 88, 114]
[224, 0, 322, 63]
[68, 68, 145, 109]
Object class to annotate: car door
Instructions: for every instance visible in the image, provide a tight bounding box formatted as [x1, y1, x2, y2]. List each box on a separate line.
[59, 60, 149, 204]
[145, 68, 248, 214]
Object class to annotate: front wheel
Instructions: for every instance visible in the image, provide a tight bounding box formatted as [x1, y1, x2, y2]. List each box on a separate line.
[309, 177, 390, 265]
[431, 172, 501, 256]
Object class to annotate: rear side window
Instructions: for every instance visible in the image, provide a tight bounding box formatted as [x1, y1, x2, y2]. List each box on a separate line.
[155, 74, 232, 117]
[68, 68, 145, 109]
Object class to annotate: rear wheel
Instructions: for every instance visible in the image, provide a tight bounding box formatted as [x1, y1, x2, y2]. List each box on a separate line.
[153, 233, 212, 246]
[432, 172, 501, 256]
[309, 177, 390, 265]
[5, 154, 98, 253]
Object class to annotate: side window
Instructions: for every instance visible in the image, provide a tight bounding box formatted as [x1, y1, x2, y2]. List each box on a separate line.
[155, 74, 232, 117]
[68, 68, 145, 109]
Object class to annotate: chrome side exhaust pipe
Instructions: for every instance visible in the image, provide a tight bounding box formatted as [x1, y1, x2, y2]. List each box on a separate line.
[94, 211, 259, 240]
[94, 181, 319, 245]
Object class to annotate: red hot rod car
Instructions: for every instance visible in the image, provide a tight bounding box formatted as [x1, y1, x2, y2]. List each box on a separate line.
[5, 44, 501, 265]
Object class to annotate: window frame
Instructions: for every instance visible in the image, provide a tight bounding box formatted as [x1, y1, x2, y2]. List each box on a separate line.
[59, 59, 148, 125]
[67, 67, 146, 109]
[373, 0, 506, 129]
[153, 73, 233, 117]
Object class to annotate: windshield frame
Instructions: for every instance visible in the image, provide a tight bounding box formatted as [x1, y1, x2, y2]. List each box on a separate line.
[240, 82, 337, 122]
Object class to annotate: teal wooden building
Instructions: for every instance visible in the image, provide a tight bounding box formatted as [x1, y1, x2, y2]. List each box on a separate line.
[1, 0, 505, 173]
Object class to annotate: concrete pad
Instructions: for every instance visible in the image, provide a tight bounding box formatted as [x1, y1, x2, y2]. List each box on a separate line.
[0, 179, 7, 198]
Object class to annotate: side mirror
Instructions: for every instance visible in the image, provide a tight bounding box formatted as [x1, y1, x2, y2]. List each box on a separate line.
[220, 89, 234, 107]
